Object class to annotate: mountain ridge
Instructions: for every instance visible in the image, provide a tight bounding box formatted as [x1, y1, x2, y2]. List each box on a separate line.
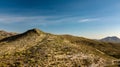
[101, 36, 120, 43]
[0, 30, 17, 40]
[0, 28, 120, 67]
[0, 28, 47, 56]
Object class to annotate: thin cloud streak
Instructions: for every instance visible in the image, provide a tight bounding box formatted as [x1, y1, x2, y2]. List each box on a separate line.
[0, 15, 101, 26]
[0, 15, 53, 24]
[0, 15, 76, 24]
[79, 18, 100, 23]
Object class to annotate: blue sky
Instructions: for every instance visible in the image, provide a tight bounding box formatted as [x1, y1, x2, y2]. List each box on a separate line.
[0, 0, 120, 39]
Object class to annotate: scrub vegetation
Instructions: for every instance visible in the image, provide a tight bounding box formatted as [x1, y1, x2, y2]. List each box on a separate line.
[0, 29, 120, 67]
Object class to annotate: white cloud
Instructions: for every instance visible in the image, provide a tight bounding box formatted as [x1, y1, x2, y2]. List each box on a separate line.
[79, 18, 100, 23]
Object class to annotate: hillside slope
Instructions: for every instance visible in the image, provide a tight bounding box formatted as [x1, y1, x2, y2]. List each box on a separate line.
[0, 30, 16, 40]
[0, 29, 120, 67]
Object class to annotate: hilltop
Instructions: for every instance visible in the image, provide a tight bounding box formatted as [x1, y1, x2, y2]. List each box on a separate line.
[101, 36, 120, 43]
[0, 28, 120, 67]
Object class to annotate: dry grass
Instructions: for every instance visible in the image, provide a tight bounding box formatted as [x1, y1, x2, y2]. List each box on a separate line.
[0, 29, 119, 67]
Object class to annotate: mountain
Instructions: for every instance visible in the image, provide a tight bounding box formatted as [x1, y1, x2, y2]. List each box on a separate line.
[101, 36, 120, 43]
[0, 30, 17, 40]
[0, 28, 120, 67]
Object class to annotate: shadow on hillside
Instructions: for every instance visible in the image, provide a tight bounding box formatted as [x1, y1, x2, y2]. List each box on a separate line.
[0, 33, 24, 42]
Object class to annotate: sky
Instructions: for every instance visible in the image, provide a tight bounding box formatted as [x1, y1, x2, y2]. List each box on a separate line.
[0, 0, 120, 39]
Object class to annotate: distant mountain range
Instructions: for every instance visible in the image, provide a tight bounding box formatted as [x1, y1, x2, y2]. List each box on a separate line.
[100, 36, 120, 43]
[0, 29, 120, 67]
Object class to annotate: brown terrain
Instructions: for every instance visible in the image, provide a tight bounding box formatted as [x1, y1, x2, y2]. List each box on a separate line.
[0, 28, 120, 67]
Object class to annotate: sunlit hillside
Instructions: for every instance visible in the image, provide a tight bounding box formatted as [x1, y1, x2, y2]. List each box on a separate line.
[0, 29, 120, 67]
